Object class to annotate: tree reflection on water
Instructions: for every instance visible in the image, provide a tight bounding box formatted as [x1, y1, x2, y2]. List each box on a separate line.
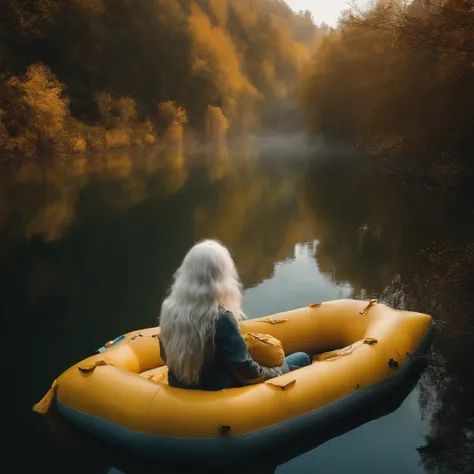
[304, 159, 474, 473]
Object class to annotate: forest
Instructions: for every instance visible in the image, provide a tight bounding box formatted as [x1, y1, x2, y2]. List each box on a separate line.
[2, 0, 472, 179]
[0, 0, 322, 157]
[302, 0, 474, 179]
[1, 0, 473, 183]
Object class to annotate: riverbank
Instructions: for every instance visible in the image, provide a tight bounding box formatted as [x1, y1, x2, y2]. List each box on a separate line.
[0, 140, 165, 165]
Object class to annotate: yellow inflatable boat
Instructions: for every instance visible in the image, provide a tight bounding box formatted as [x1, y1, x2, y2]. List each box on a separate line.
[33, 299, 433, 464]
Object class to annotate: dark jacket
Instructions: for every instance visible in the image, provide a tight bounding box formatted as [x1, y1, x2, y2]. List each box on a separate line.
[159, 307, 287, 390]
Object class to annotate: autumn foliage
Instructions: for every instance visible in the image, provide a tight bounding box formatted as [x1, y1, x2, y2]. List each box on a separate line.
[301, 0, 474, 177]
[0, 0, 321, 158]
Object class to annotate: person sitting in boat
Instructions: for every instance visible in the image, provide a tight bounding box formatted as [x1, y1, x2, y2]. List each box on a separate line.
[158, 239, 311, 390]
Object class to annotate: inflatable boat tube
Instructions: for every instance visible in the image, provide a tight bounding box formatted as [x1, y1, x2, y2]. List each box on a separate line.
[33, 299, 433, 464]
[45, 358, 428, 473]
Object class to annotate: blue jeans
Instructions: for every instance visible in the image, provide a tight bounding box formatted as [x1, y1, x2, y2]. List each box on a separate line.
[285, 352, 312, 371]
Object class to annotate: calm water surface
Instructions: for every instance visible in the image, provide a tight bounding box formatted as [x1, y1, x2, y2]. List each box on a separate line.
[3, 139, 473, 473]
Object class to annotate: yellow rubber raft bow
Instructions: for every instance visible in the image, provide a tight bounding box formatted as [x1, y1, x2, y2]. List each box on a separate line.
[33, 299, 433, 463]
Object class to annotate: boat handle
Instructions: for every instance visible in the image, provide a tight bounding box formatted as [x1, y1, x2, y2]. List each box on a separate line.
[78, 359, 114, 373]
[388, 358, 399, 369]
[219, 425, 232, 436]
[262, 318, 289, 324]
[359, 299, 378, 315]
[265, 379, 296, 391]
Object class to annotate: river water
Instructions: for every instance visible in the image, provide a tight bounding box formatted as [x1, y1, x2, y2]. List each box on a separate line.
[3, 137, 473, 473]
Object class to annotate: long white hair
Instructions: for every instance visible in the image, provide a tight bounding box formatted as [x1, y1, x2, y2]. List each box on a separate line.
[159, 239, 244, 385]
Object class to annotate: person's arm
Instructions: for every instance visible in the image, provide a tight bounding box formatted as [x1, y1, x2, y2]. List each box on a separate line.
[214, 310, 282, 385]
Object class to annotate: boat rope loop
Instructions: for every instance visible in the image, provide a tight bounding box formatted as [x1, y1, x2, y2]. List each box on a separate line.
[359, 299, 378, 315]
[32, 379, 58, 415]
[130, 333, 160, 341]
